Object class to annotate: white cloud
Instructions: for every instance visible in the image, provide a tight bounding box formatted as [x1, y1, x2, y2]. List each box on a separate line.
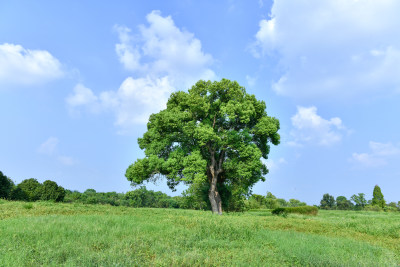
[68, 10, 216, 130]
[351, 141, 400, 167]
[290, 106, 346, 146]
[102, 76, 174, 125]
[37, 137, 76, 166]
[252, 1, 400, 98]
[66, 84, 100, 114]
[38, 137, 59, 155]
[115, 10, 215, 89]
[114, 25, 141, 71]
[0, 43, 63, 86]
[67, 77, 173, 127]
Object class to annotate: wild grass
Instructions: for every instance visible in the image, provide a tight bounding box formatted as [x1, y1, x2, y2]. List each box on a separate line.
[0, 201, 399, 266]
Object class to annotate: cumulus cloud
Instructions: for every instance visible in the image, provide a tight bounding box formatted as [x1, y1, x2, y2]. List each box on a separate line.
[101, 76, 174, 125]
[351, 141, 400, 167]
[66, 84, 101, 114]
[290, 106, 346, 146]
[114, 25, 141, 72]
[0, 43, 63, 86]
[68, 10, 216, 130]
[252, 1, 400, 98]
[115, 10, 215, 89]
[37, 137, 76, 166]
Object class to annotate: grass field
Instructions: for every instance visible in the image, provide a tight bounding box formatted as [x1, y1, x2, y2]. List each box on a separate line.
[0, 200, 399, 266]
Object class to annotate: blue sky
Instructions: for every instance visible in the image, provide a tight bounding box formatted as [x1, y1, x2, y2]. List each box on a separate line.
[1, 0, 400, 205]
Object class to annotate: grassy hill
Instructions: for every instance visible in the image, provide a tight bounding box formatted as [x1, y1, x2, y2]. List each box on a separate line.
[0, 200, 399, 266]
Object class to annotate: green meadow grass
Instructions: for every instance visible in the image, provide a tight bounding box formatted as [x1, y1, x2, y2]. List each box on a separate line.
[0, 201, 399, 266]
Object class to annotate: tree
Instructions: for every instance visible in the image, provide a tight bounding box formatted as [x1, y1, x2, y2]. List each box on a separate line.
[265, 192, 279, 209]
[372, 185, 385, 208]
[320, 193, 335, 210]
[336, 196, 353, 210]
[288, 199, 307, 207]
[350, 193, 367, 210]
[17, 178, 42, 201]
[39, 180, 66, 202]
[126, 79, 280, 214]
[0, 171, 14, 199]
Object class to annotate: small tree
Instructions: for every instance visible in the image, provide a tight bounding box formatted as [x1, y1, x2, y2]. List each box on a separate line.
[350, 193, 367, 210]
[126, 79, 280, 214]
[0, 171, 14, 199]
[371, 185, 385, 208]
[320, 193, 335, 210]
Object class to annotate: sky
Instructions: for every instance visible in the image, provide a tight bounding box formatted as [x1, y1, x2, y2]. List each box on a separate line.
[1, 0, 400, 205]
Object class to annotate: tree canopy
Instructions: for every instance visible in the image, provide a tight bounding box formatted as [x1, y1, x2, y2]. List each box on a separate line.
[0, 171, 14, 199]
[372, 185, 385, 208]
[126, 79, 280, 214]
[320, 193, 336, 210]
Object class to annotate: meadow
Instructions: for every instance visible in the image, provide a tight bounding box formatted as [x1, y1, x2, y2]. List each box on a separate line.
[0, 200, 399, 266]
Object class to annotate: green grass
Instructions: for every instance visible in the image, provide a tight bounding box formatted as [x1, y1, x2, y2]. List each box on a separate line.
[0, 201, 399, 266]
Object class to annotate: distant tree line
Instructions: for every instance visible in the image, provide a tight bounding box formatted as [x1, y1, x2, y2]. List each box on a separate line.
[320, 185, 399, 212]
[246, 192, 307, 210]
[0, 170, 307, 211]
[0, 171, 66, 202]
[3, 170, 397, 212]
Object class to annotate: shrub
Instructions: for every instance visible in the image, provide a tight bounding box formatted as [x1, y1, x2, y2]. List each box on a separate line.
[22, 203, 33, 209]
[364, 205, 383, 212]
[384, 206, 398, 212]
[272, 206, 318, 216]
[271, 207, 286, 216]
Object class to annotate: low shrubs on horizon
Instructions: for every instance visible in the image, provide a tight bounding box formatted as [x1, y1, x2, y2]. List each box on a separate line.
[272, 206, 318, 216]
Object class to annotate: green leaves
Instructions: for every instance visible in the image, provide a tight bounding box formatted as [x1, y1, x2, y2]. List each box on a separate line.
[126, 78, 280, 209]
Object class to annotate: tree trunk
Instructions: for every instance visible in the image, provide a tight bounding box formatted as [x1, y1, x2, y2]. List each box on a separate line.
[207, 145, 224, 214]
[209, 182, 222, 215]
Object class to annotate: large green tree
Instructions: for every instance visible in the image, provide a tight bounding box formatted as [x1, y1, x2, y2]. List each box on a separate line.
[372, 185, 385, 208]
[126, 79, 280, 214]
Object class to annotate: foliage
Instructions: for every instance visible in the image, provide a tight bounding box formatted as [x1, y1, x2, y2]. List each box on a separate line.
[288, 198, 307, 207]
[351, 193, 367, 210]
[285, 206, 318, 215]
[384, 206, 398, 212]
[125, 79, 280, 213]
[265, 192, 279, 209]
[0, 171, 14, 199]
[272, 206, 318, 216]
[39, 180, 66, 202]
[336, 196, 353, 210]
[64, 186, 180, 209]
[320, 193, 336, 210]
[271, 207, 286, 216]
[372, 185, 386, 208]
[16, 178, 43, 201]
[365, 205, 384, 212]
